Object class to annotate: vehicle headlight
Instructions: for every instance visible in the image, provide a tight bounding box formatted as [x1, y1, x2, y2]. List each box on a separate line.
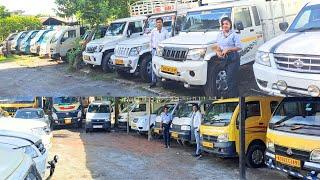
[18, 145, 38, 158]
[266, 139, 275, 152]
[77, 111, 82, 118]
[52, 112, 58, 120]
[31, 127, 47, 136]
[156, 46, 164, 57]
[217, 133, 229, 143]
[310, 149, 320, 163]
[181, 125, 190, 131]
[98, 45, 104, 52]
[255, 51, 271, 66]
[129, 46, 142, 56]
[187, 48, 206, 61]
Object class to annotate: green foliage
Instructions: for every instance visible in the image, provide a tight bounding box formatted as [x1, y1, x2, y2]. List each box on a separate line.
[66, 38, 83, 70]
[0, 5, 10, 18]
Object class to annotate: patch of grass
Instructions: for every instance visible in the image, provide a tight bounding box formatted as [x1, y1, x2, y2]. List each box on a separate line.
[0, 54, 37, 64]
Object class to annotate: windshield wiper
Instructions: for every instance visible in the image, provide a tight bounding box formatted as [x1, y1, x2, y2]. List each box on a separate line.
[298, 27, 320, 32]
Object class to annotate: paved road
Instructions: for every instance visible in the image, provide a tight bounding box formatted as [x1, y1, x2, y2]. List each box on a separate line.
[47, 129, 287, 180]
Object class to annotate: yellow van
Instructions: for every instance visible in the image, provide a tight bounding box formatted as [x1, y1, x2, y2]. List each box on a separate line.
[200, 96, 282, 168]
[265, 97, 320, 179]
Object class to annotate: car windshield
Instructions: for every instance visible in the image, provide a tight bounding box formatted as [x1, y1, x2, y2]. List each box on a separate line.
[177, 103, 198, 118]
[269, 98, 320, 136]
[88, 104, 110, 113]
[288, 4, 320, 32]
[0, 97, 34, 104]
[42, 31, 55, 44]
[153, 104, 175, 115]
[14, 110, 44, 119]
[105, 22, 126, 36]
[50, 30, 63, 43]
[204, 102, 238, 126]
[182, 8, 232, 32]
[53, 97, 78, 104]
[145, 15, 174, 33]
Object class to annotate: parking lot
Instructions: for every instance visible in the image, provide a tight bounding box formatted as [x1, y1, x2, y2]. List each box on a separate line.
[47, 129, 286, 180]
[0, 56, 264, 97]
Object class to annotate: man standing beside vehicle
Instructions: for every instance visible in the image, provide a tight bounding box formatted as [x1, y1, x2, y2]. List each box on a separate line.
[160, 106, 172, 148]
[150, 17, 170, 88]
[192, 104, 202, 157]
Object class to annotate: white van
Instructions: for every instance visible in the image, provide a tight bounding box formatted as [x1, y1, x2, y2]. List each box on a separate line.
[170, 100, 213, 144]
[82, 16, 147, 72]
[49, 26, 81, 60]
[253, 0, 320, 96]
[152, 0, 307, 96]
[85, 101, 112, 132]
[39, 30, 56, 57]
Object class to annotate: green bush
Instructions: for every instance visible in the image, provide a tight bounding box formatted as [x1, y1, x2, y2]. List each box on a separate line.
[66, 38, 83, 71]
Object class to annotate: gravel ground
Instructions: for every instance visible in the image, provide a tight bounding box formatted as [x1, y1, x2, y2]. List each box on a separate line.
[46, 129, 287, 180]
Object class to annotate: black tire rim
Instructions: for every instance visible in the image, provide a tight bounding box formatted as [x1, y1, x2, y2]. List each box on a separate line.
[252, 149, 264, 165]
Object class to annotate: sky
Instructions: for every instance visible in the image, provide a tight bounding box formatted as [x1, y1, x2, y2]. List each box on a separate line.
[0, 0, 57, 15]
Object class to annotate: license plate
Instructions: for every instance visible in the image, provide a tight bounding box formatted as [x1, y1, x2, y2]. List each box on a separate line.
[83, 55, 90, 61]
[93, 125, 103, 128]
[131, 124, 137, 129]
[202, 141, 214, 148]
[161, 65, 177, 74]
[154, 129, 160, 134]
[276, 155, 301, 168]
[171, 132, 179, 139]
[115, 58, 124, 65]
[64, 118, 72, 124]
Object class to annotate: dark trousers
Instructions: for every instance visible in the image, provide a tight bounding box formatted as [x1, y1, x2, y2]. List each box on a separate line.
[220, 52, 240, 97]
[162, 123, 170, 146]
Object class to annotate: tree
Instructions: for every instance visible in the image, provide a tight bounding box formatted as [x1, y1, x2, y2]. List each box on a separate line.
[0, 5, 10, 18]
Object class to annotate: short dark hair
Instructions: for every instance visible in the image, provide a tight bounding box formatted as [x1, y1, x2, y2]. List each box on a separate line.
[220, 17, 232, 29]
[163, 106, 169, 110]
[193, 104, 199, 111]
[156, 17, 163, 23]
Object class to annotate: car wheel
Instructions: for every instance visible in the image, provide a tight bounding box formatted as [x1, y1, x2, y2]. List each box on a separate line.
[102, 52, 113, 73]
[139, 54, 152, 83]
[246, 144, 266, 168]
[204, 60, 225, 98]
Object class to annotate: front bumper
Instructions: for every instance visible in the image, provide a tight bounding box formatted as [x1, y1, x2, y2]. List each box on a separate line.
[50, 53, 60, 60]
[117, 121, 128, 129]
[52, 117, 81, 126]
[170, 130, 191, 141]
[110, 55, 139, 73]
[34, 149, 48, 178]
[201, 141, 237, 158]
[82, 51, 103, 65]
[265, 151, 320, 179]
[153, 127, 162, 135]
[152, 56, 208, 86]
[30, 45, 39, 54]
[86, 120, 111, 130]
[253, 63, 320, 97]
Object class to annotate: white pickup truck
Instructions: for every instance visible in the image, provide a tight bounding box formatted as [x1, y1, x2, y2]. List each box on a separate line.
[82, 16, 147, 72]
[152, 0, 307, 96]
[253, 0, 320, 97]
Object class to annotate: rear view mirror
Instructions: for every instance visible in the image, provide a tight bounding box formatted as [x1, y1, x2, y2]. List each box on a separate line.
[279, 22, 289, 32]
[235, 21, 244, 32]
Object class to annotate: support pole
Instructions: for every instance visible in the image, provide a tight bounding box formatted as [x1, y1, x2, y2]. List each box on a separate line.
[239, 97, 246, 180]
[148, 97, 152, 141]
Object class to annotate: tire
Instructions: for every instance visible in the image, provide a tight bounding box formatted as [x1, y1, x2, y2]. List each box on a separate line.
[139, 54, 152, 83]
[203, 60, 226, 98]
[246, 144, 266, 168]
[101, 52, 113, 73]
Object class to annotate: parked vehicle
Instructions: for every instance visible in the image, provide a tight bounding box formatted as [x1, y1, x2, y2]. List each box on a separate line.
[85, 101, 112, 132]
[30, 29, 53, 55]
[170, 100, 213, 144]
[49, 97, 83, 129]
[49, 26, 82, 60]
[39, 30, 57, 57]
[0, 97, 40, 116]
[0, 130, 58, 178]
[10, 31, 29, 54]
[19, 30, 40, 54]
[82, 16, 147, 72]
[0, 117, 53, 150]
[265, 97, 320, 179]
[152, 0, 307, 96]
[0, 147, 42, 180]
[14, 108, 50, 127]
[118, 101, 150, 129]
[152, 100, 184, 136]
[253, 0, 320, 97]
[200, 97, 282, 168]
[1, 33, 18, 54]
[82, 26, 108, 43]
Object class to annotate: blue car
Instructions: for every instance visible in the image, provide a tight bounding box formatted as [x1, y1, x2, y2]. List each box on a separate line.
[30, 30, 53, 55]
[19, 30, 39, 54]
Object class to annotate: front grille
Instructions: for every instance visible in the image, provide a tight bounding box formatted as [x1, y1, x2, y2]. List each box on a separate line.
[56, 111, 77, 118]
[115, 46, 130, 57]
[275, 145, 310, 161]
[163, 47, 188, 61]
[1, 107, 17, 113]
[133, 118, 139, 123]
[274, 54, 320, 73]
[171, 124, 181, 131]
[202, 135, 218, 142]
[86, 46, 97, 53]
[91, 119, 105, 123]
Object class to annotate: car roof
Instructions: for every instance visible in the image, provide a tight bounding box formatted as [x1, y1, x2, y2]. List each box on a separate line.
[90, 101, 111, 105]
[16, 108, 42, 111]
[308, 0, 320, 6]
[0, 147, 26, 179]
[113, 15, 147, 23]
[0, 129, 39, 144]
[188, 0, 253, 13]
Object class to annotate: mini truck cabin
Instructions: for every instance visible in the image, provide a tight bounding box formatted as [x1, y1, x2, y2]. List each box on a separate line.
[152, 0, 308, 96]
[200, 96, 282, 168]
[85, 101, 112, 133]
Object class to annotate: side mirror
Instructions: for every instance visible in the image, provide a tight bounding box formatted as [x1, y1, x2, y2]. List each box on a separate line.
[235, 21, 244, 32]
[279, 22, 289, 32]
[127, 29, 132, 37]
[175, 25, 181, 33]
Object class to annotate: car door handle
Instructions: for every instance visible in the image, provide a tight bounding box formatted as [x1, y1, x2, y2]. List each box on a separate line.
[259, 123, 264, 125]
[250, 29, 255, 32]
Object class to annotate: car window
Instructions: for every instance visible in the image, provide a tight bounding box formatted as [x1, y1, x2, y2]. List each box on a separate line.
[270, 101, 280, 114]
[132, 104, 146, 112]
[246, 101, 261, 118]
[234, 7, 253, 28]
[128, 21, 143, 34]
[252, 6, 261, 26]
[68, 30, 77, 38]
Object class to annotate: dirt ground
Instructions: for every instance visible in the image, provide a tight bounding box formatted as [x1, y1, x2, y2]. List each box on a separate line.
[46, 129, 287, 180]
[0, 56, 264, 97]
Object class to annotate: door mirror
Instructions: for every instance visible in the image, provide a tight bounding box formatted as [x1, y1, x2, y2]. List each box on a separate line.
[279, 22, 289, 32]
[127, 29, 132, 38]
[175, 25, 181, 33]
[235, 21, 244, 31]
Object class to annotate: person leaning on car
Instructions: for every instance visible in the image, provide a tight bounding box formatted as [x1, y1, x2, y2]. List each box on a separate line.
[160, 106, 173, 148]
